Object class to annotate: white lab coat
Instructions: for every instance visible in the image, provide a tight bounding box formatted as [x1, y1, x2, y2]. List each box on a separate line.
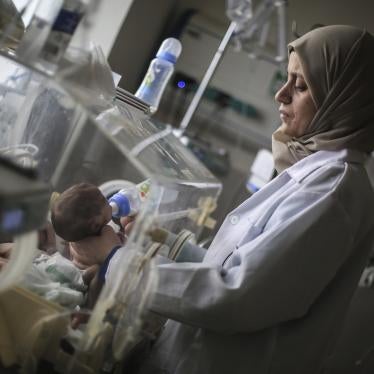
[140, 149, 374, 374]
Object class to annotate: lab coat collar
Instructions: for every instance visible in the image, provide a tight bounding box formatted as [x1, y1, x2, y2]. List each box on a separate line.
[285, 149, 366, 183]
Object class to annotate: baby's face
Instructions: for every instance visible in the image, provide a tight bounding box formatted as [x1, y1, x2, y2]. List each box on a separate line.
[52, 183, 114, 242]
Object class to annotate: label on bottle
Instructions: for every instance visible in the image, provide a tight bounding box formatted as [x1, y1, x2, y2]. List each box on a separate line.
[52, 8, 83, 34]
[143, 69, 156, 87]
[135, 59, 173, 113]
[40, 8, 83, 63]
[138, 180, 151, 201]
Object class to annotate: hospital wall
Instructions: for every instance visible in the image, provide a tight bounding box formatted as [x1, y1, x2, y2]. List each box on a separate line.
[107, 0, 374, 232]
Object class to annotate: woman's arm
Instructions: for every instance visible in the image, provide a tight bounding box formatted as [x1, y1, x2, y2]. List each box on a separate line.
[149, 191, 353, 334]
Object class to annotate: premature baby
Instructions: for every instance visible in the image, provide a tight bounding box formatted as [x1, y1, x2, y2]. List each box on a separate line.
[51, 183, 112, 242]
[51, 183, 119, 269]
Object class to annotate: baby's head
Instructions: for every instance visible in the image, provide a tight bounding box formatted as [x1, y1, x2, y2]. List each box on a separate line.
[51, 183, 112, 242]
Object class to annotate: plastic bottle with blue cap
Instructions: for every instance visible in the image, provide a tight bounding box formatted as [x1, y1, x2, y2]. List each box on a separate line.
[109, 179, 151, 218]
[135, 37, 182, 113]
[17, 0, 64, 64]
[39, 0, 89, 72]
[16, 0, 88, 74]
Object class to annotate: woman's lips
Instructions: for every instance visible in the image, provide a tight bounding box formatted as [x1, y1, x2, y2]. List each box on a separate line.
[279, 110, 290, 121]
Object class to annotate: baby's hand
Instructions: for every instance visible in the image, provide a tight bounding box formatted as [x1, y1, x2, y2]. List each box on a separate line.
[70, 225, 121, 269]
[120, 216, 136, 237]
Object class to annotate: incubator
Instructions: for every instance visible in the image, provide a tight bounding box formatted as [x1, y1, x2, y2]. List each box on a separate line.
[0, 37, 221, 374]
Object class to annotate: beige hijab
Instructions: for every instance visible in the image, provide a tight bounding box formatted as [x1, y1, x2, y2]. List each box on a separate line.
[272, 25, 374, 173]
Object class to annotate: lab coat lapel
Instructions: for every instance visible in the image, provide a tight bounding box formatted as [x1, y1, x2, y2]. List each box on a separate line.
[205, 172, 290, 264]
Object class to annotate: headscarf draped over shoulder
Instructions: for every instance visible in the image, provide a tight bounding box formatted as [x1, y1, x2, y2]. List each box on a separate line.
[272, 25, 374, 173]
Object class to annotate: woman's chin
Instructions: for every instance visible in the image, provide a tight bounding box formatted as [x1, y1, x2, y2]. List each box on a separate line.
[279, 123, 291, 135]
[280, 123, 300, 138]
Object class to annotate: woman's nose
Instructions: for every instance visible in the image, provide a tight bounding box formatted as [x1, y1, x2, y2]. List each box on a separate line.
[275, 83, 291, 105]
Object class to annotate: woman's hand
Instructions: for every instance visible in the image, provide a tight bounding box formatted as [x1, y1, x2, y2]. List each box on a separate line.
[69, 225, 121, 269]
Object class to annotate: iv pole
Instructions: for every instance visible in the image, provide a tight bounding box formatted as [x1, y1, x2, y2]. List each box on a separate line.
[176, 0, 287, 136]
[177, 21, 237, 136]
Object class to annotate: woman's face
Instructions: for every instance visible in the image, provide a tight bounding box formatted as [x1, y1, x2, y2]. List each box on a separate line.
[275, 52, 317, 138]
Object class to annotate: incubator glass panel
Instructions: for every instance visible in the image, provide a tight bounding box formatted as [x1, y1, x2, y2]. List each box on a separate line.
[0, 50, 221, 373]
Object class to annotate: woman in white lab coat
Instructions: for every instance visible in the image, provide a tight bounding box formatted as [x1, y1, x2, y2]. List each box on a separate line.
[85, 25, 374, 373]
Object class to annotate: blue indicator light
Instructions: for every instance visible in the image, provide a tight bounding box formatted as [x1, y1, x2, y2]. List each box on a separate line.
[2, 209, 24, 231]
[177, 80, 186, 88]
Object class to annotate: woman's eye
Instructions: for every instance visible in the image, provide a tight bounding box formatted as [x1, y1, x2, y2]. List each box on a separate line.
[295, 85, 307, 92]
